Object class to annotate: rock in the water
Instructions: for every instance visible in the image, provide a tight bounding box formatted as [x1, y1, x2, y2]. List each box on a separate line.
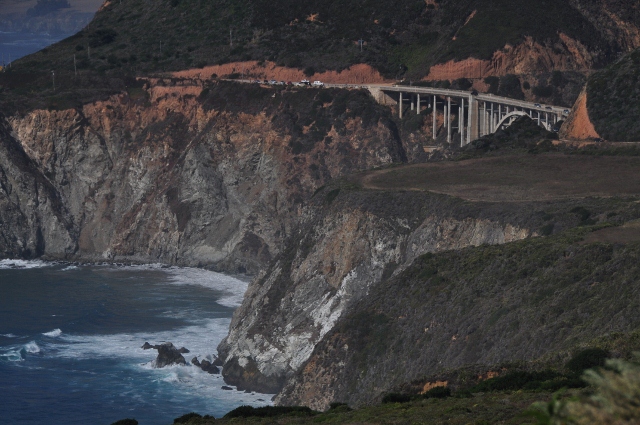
[141, 342, 155, 350]
[191, 357, 201, 367]
[199, 359, 220, 374]
[221, 386, 233, 390]
[178, 347, 190, 354]
[212, 356, 224, 367]
[153, 342, 186, 368]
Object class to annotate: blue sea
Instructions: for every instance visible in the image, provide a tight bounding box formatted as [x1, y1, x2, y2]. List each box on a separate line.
[0, 31, 72, 62]
[0, 260, 271, 425]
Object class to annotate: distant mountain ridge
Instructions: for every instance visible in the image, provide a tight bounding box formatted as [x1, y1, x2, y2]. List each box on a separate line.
[0, 0, 102, 35]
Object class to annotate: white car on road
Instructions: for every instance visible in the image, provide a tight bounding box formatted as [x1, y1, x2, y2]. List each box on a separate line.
[312, 80, 324, 87]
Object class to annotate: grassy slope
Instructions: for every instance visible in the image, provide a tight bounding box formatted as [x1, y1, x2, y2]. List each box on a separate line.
[587, 48, 640, 141]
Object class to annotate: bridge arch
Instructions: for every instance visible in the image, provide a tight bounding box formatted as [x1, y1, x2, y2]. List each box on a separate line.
[495, 111, 530, 131]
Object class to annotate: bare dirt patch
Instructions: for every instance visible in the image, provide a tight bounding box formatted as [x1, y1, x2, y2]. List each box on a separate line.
[582, 220, 640, 244]
[358, 154, 640, 202]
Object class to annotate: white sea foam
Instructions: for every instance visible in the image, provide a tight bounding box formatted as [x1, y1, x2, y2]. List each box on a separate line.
[48, 317, 274, 407]
[99, 263, 249, 308]
[0, 259, 52, 269]
[24, 341, 40, 353]
[0, 348, 24, 361]
[163, 267, 249, 308]
[43, 328, 62, 337]
[61, 265, 79, 271]
[0, 333, 17, 338]
[53, 317, 231, 362]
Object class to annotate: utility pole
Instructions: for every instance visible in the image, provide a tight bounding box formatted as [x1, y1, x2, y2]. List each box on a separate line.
[358, 38, 363, 52]
[51, 71, 55, 91]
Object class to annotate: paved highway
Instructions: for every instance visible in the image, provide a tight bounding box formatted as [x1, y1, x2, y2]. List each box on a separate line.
[324, 83, 567, 116]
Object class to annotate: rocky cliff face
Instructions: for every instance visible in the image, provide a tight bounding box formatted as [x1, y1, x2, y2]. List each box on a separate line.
[0, 81, 408, 272]
[425, 34, 596, 81]
[217, 189, 545, 393]
[0, 120, 76, 259]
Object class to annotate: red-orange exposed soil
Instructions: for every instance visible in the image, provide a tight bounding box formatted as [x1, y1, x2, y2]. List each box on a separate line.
[424, 35, 593, 80]
[171, 61, 391, 84]
[559, 89, 600, 140]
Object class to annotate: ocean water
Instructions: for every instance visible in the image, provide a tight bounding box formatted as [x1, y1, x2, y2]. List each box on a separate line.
[0, 259, 271, 425]
[0, 31, 72, 62]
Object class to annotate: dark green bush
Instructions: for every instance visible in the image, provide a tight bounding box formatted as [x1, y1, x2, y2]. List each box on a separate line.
[110, 420, 138, 425]
[224, 405, 316, 418]
[328, 402, 352, 412]
[532, 85, 554, 98]
[423, 386, 451, 399]
[89, 29, 118, 48]
[566, 348, 610, 375]
[173, 412, 202, 423]
[539, 223, 555, 236]
[382, 393, 413, 403]
[470, 370, 563, 392]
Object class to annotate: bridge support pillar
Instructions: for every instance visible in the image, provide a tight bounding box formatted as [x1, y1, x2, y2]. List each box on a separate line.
[447, 97, 451, 144]
[432, 95, 437, 140]
[399, 92, 403, 119]
[411, 95, 414, 111]
[468, 96, 476, 144]
[417, 94, 420, 115]
[481, 102, 486, 136]
[460, 97, 465, 147]
[490, 103, 494, 133]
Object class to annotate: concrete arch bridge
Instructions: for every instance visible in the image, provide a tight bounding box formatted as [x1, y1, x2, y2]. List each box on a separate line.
[327, 84, 567, 146]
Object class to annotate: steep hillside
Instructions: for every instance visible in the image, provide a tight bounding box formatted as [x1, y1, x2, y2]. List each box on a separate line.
[11, 0, 640, 81]
[218, 155, 640, 400]
[278, 224, 640, 409]
[585, 47, 640, 141]
[0, 81, 418, 272]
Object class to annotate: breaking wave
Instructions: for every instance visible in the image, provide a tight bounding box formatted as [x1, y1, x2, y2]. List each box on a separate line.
[0, 259, 52, 269]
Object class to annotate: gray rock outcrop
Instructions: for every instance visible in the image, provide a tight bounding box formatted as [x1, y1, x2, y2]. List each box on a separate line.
[0, 82, 408, 273]
[153, 342, 186, 368]
[217, 190, 539, 395]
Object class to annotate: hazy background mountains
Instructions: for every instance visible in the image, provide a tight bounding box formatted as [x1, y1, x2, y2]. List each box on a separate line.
[0, 0, 102, 61]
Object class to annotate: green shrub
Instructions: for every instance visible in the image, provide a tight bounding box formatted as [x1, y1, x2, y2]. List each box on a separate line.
[110, 420, 138, 425]
[423, 386, 451, 399]
[173, 412, 202, 423]
[532, 85, 554, 98]
[566, 348, 610, 375]
[382, 393, 413, 403]
[470, 370, 563, 392]
[224, 405, 316, 418]
[328, 402, 352, 412]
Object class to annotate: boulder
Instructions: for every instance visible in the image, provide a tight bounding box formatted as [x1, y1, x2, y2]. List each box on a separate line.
[153, 342, 186, 368]
[141, 342, 158, 350]
[199, 359, 220, 374]
[178, 347, 190, 354]
[191, 357, 201, 366]
[221, 386, 233, 390]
